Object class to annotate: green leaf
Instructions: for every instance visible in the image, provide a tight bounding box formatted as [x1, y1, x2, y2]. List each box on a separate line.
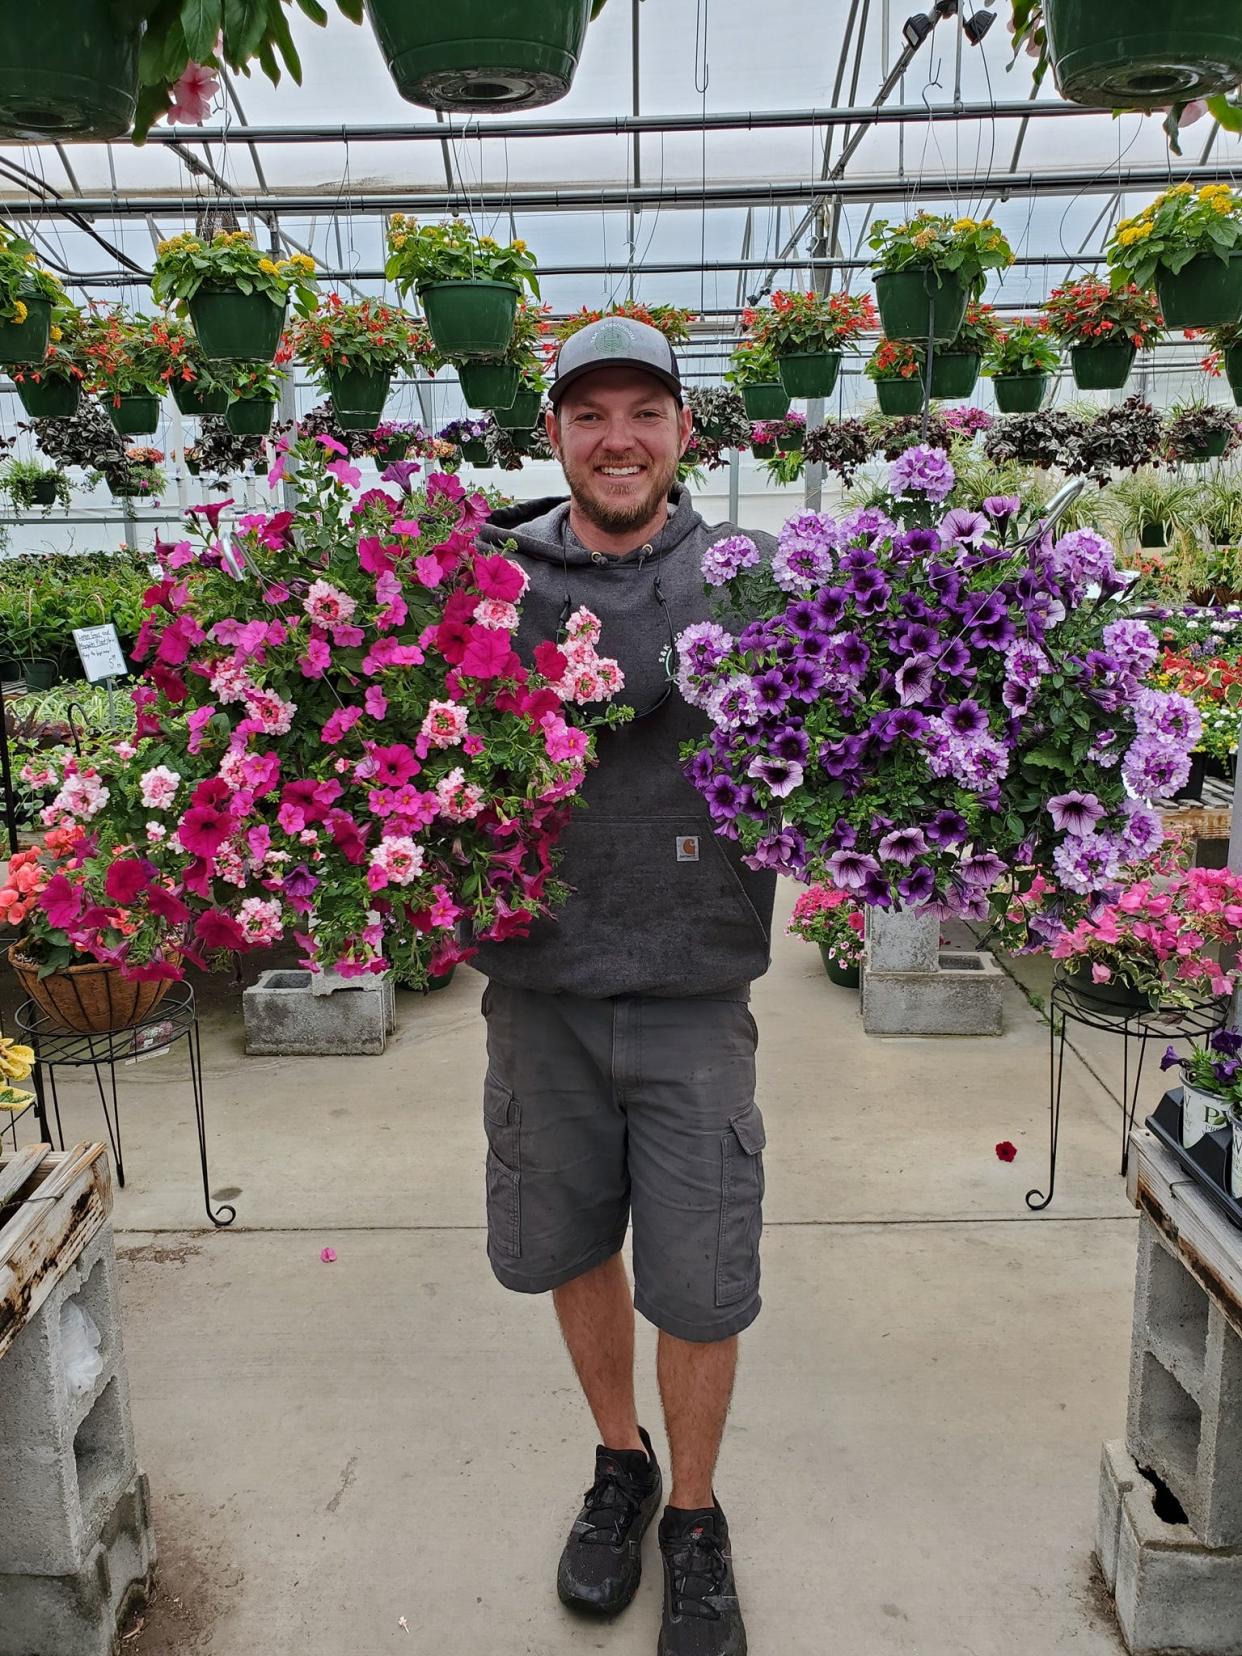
[222, 0, 268, 64]
[180, 0, 223, 63]
[1023, 744, 1067, 768]
[265, 0, 303, 82]
[295, 0, 328, 18]
[334, 0, 364, 18]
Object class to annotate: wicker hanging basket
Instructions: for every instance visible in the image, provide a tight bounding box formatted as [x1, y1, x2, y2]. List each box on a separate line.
[8, 947, 173, 1034]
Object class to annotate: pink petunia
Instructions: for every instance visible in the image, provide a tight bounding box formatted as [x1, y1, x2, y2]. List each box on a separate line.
[458, 626, 519, 682]
[326, 457, 362, 491]
[322, 706, 364, 746]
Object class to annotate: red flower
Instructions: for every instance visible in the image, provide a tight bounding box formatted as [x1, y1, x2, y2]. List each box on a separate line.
[39, 873, 82, 930]
[147, 885, 192, 925]
[104, 858, 152, 904]
[534, 641, 568, 681]
[179, 805, 231, 858]
[458, 626, 519, 682]
[195, 909, 246, 951]
[474, 554, 527, 603]
[995, 1141, 1018, 1163]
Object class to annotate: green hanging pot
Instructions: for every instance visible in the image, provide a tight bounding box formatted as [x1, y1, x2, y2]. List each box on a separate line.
[170, 378, 229, 417]
[457, 358, 521, 410]
[28, 478, 58, 507]
[495, 388, 543, 430]
[1155, 253, 1242, 330]
[189, 288, 288, 362]
[776, 428, 805, 452]
[0, 0, 139, 139]
[1042, 0, 1242, 107]
[1070, 341, 1136, 390]
[819, 945, 861, 989]
[1177, 429, 1233, 463]
[14, 375, 81, 418]
[419, 280, 519, 359]
[750, 439, 777, 459]
[1139, 522, 1167, 548]
[1227, 344, 1242, 408]
[874, 268, 969, 343]
[363, 0, 591, 113]
[0, 297, 53, 366]
[225, 397, 276, 437]
[991, 373, 1049, 413]
[106, 393, 160, 436]
[740, 382, 790, 421]
[928, 352, 980, 399]
[875, 378, 926, 416]
[777, 351, 842, 399]
[326, 366, 393, 431]
[461, 438, 491, 464]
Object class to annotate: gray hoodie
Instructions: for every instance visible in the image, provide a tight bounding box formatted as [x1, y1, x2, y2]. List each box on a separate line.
[470, 486, 778, 999]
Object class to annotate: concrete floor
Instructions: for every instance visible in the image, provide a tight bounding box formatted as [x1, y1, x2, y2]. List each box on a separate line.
[10, 891, 1149, 1656]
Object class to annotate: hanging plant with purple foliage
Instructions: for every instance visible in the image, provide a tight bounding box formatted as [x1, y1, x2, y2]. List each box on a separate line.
[674, 446, 1197, 942]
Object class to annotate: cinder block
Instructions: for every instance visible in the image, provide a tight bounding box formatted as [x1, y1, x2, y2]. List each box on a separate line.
[1110, 1442, 1242, 1655]
[243, 967, 396, 1056]
[861, 951, 1004, 1036]
[1195, 1304, 1242, 1546]
[1097, 1440, 1137, 1595]
[867, 907, 939, 974]
[0, 1226, 137, 1578]
[0, 1471, 156, 1656]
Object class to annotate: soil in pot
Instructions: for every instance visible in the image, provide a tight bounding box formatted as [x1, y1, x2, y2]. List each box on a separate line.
[874, 268, 969, 342]
[1043, 0, 1242, 107]
[189, 288, 287, 362]
[740, 382, 791, 422]
[419, 280, 519, 359]
[777, 352, 841, 399]
[0, 0, 139, 139]
[15, 375, 81, 418]
[1070, 341, 1137, 390]
[363, 0, 592, 114]
[0, 296, 53, 366]
[992, 374, 1048, 413]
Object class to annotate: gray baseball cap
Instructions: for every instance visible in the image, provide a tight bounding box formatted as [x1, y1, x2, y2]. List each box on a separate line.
[549, 316, 683, 407]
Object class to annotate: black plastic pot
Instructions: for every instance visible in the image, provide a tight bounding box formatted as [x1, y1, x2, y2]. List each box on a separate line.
[1173, 750, 1209, 802]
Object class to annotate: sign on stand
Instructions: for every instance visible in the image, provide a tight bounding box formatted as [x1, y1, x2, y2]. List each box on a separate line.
[72, 624, 128, 685]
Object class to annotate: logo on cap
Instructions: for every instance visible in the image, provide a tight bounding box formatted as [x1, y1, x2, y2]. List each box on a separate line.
[593, 320, 640, 356]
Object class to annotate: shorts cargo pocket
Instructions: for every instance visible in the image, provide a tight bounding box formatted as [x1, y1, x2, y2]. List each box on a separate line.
[715, 1102, 766, 1307]
[483, 1076, 522, 1259]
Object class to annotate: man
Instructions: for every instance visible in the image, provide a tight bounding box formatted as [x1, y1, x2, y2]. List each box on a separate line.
[472, 317, 777, 1656]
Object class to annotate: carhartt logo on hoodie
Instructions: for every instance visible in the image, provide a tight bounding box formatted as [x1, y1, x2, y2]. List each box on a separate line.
[677, 836, 700, 862]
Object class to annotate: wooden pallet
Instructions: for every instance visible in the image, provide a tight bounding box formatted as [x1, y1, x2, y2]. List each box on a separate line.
[0, 1143, 112, 1365]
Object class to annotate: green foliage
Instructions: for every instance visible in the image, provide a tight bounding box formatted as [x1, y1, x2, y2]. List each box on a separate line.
[1108, 183, 1242, 290]
[0, 225, 67, 325]
[0, 460, 70, 511]
[151, 231, 318, 316]
[725, 339, 781, 387]
[867, 212, 1014, 293]
[984, 319, 1060, 377]
[385, 218, 540, 301]
[0, 551, 153, 663]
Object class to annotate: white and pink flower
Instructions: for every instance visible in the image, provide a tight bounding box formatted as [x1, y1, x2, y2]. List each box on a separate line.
[139, 765, 182, 810]
[304, 580, 357, 629]
[367, 835, 426, 889]
[420, 700, 470, 749]
[435, 768, 485, 822]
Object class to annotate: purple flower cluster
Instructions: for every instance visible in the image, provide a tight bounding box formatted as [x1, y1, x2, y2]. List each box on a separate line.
[674, 444, 1196, 928]
[701, 534, 761, 588]
[888, 444, 956, 502]
[941, 405, 994, 434]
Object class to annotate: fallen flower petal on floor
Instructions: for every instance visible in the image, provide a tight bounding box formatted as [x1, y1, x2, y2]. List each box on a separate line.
[320, 1246, 337, 1263]
[995, 1141, 1018, 1163]
[398, 1617, 410, 1635]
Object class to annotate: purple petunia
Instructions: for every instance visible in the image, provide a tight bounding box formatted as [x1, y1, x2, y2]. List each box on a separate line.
[1120, 798, 1164, 858]
[898, 865, 937, 905]
[701, 533, 762, 586]
[1053, 831, 1123, 894]
[983, 495, 1021, 526]
[826, 848, 881, 890]
[747, 755, 805, 798]
[773, 512, 837, 594]
[1102, 618, 1158, 676]
[705, 674, 759, 731]
[1121, 734, 1192, 800]
[1047, 791, 1105, 836]
[888, 444, 956, 503]
[939, 507, 990, 549]
[878, 826, 928, 865]
[895, 653, 936, 706]
[926, 809, 969, 846]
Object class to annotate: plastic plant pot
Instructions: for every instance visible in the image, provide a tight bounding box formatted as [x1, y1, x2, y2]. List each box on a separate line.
[874, 268, 969, 343]
[1178, 429, 1233, 463]
[777, 352, 842, 399]
[426, 965, 456, 991]
[21, 657, 59, 690]
[418, 280, 519, 359]
[776, 429, 805, 453]
[819, 945, 861, 989]
[495, 389, 543, 430]
[363, 0, 591, 113]
[1227, 345, 1242, 407]
[928, 352, 980, 400]
[0, 0, 139, 139]
[875, 378, 926, 416]
[189, 288, 288, 362]
[29, 478, 58, 507]
[461, 439, 491, 464]
[740, 382, 791, 421]
[106, 393, 160, 437]
[1042, 0, 1242, 106]
[1070, 341, 1137, 390]
[1173, 751, 1208, 802]
[750, 439, 777, 459]
[326, 366, 393, 431]
[14, 375, 81, 418]
[1155, 253, 1242, 330]
[992, 374, 1049, 413]
[1139, 522, 1167, 548]
[1062, 959, 1154, 1012]
[224, 398, 276, 437]
[457, 358, 520, 410]
[170, 378, 229, 417]
[0, 297, 52, 366]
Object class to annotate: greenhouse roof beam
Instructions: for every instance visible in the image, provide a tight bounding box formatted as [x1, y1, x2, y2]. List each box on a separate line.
[9, 162, 1232, 218]
[128, 100, 1106, 147]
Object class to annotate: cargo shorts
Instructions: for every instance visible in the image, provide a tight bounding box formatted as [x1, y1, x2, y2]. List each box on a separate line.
[479, 980, 766, 1343]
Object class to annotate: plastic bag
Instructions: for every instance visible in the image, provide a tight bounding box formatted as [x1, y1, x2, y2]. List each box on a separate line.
[60, 1299, 103, 1399]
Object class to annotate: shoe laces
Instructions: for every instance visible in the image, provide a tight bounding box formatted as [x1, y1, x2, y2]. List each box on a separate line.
[578, 1459, 650, 1547]
[664, 1522, 729, 1621]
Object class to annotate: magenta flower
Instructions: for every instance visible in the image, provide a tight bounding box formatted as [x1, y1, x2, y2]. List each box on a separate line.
[322, 706, 364, 746]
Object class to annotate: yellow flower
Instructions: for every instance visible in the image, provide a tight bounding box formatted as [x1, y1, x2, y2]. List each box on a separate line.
[10, 299, 27, 324]
[511, 239, 527, 253]
[952, 217, 978, 232]
[258, 258, 279, 275]
[0, 1038, 35, 1082]
[49, 324, 62, 342]
[290, 254, 315, 274]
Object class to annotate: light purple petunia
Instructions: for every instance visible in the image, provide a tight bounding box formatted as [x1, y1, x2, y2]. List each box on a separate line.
[938, 507, 990, 549]
[888, 444, 956, 503]
[705, 674, 759, 731]
[983, 494, 1021, 525]
[701, 533, 761, 587]
[825, 848, 881, 890]
[1053, 831, 1123, 894]
[1121, 799, 1164, 858]
[1121, 734, 1192, 800]
[1102, 618, 1158, 676]
[1046, 791, 1105, 836]
[877, 826, 928, 865]
[747, 755, 805, 798]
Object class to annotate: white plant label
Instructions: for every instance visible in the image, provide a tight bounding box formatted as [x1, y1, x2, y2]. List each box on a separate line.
[72, 624, 128, 684]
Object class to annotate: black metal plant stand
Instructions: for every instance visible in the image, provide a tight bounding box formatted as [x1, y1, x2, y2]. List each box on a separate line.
[13, 981, 235, 1227]
[1028, 972, 1226, 1211]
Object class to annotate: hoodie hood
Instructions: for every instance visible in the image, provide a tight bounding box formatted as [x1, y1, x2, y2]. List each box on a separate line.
[481, 484, 704, 567]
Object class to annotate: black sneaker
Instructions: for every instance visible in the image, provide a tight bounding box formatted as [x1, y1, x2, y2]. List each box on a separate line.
[557, 1426, 663, 1616]
[658, 1502, 747, 1656]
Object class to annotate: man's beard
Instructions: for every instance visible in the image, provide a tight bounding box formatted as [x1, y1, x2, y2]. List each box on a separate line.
[560, 450, 680, 535]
